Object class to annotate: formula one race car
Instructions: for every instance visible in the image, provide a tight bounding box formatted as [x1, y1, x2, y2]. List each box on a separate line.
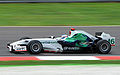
[7, 28, 115, 54]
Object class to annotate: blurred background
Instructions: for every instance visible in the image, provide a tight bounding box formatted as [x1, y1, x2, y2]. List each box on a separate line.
[0, 0, 120, 26]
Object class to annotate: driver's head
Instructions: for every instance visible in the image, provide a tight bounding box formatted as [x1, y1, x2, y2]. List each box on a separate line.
[71, 28, 75, 31]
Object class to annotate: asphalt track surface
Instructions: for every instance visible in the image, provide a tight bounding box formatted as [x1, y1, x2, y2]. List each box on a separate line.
[1, 65, 120, 75]
[0, 26, 119, 56]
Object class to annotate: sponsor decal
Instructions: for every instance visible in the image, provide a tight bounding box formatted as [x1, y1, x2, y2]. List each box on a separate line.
[103, 35, 107, 37]
[42, 41, 57, 44]
[108, 38, 115, 46]
[63, 47, 80, 50]
[15, 46, 27, 51]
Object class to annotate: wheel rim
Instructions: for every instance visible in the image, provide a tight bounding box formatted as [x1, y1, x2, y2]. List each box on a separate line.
[31, 43, 40, 52]
[100, 43, 109, 51]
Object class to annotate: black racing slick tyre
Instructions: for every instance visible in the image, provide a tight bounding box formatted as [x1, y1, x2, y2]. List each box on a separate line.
[96, 40, 111, 54]
[19, 37, 31, 40]
[28, 40, 43, 54]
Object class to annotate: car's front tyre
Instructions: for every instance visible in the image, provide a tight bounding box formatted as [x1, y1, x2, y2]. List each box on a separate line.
[28, 40, 43, 54]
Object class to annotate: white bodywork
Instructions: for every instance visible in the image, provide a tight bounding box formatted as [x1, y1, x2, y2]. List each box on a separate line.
[8, 38, 63, 52]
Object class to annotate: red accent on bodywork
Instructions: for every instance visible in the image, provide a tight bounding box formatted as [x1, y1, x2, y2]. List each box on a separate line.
[69, 31, 71, 36]
[0, 57, 40, 61]
[44, 50, 57, 52]
[50, 51, 57, 52]
[111, 44, 115, 46]
[96, 56, 120, 60]
[44, 50, 49, 52]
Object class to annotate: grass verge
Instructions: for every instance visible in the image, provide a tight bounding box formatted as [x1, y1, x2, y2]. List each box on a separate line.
[0, 60, 120, 67]
[0, 3, 120, 26]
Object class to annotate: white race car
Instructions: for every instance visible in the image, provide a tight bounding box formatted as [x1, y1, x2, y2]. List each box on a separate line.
[7, 28, 115, 54]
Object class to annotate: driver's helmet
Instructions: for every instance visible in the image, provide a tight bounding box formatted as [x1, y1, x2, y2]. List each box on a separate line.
[61, 35, 68, 40]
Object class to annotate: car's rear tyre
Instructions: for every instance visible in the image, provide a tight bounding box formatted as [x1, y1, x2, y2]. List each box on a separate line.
[20, 37, 31, 40]
[96, 40, 111, 54]
[28, 40, 43, 54]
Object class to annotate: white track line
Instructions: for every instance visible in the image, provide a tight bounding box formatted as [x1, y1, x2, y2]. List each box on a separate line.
[36, 56, 100, 60]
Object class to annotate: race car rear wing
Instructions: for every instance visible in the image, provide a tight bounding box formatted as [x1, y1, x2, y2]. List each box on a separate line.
[95, 32, 115, 46]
